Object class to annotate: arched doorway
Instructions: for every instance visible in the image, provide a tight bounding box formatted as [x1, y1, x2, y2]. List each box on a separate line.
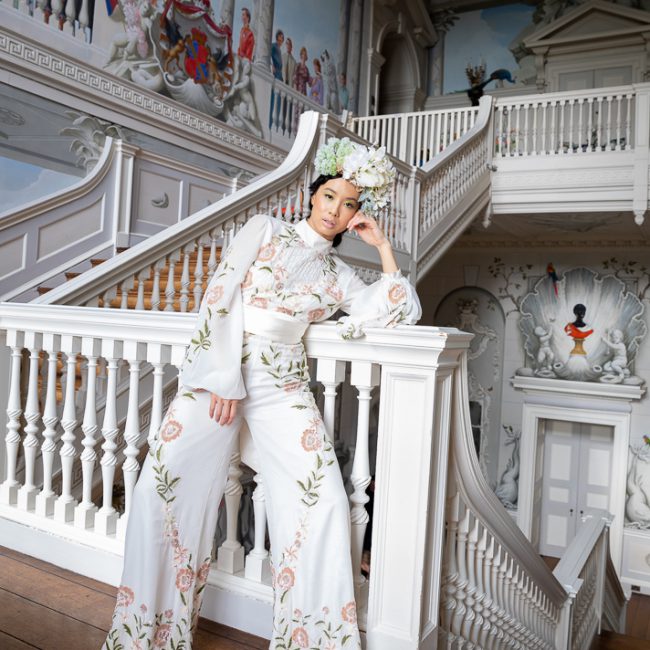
[377, 33, 419, 114]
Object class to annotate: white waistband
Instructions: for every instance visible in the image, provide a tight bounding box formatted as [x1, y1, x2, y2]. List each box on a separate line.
[243, 304, 309, 344]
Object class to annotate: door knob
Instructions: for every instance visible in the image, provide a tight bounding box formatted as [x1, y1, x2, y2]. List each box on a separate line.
[569, 508, 574, 515]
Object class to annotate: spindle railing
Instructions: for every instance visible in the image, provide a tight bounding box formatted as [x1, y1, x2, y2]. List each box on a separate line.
[350, 106, 479, 166]
[1, 0, 93, 42]
[0, 301, 472, 648]
[494, 86, 636, 157]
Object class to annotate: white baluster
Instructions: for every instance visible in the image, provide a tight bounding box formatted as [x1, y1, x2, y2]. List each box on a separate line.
[35, 337, 60, 516]
[164, 251, 180, 311]
[95, 342, 122, 535]
[117, 345, 143, 539]
[74, 340, 100, 528]
[216, 451, 245, 573]
[0, 335, 24, 505]
[606, 95, 613, 151]
[207, 230, 219, 283]
[150, 260, 164, 311]
[179, 245, 192, 312]
[316, 359, 346, 441]
[147, 351, 166, 447]
[54, 338, 80, 522]
[64, 0, 75, 34]
[349, 361, 380, 597]
[135, 269, 147, 310]
[17, 333, 43, 510]
[193, 239, 205, 311]
[244, 473, 272, 583]
[77, 0, 89, 41]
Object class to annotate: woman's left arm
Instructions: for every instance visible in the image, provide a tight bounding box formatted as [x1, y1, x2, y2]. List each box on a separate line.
[336, 212, 422, 339]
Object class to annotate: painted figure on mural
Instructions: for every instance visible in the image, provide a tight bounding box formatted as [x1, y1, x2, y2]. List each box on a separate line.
[102, 137, 421, 650]
[601, 329, 630, 383]
[283, 37, 296, 86]
[309, 58, 324, 105]
[321, 49, 339, 114]
[339, 72, 349, 111]
[237, 6, 255, 61]
[271, 29, 284, 80]
[293, 46, 310, 95]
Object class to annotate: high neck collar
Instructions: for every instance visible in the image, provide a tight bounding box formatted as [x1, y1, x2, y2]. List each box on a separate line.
[294, 218, 334, 252]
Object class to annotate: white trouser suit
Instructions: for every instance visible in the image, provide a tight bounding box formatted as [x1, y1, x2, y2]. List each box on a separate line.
[103, 216, 421, 650]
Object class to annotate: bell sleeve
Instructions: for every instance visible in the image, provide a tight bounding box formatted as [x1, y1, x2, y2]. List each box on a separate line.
[179, 214, 272, 399]
[336, 269, 422, 340]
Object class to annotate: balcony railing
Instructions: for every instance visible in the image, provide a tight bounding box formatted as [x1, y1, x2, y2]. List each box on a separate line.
[2, 0, 94, 42]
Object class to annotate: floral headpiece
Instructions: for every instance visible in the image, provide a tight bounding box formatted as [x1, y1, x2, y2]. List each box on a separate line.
[313, 137, 395, 216]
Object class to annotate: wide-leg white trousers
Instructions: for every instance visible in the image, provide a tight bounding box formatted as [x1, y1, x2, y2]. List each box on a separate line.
[103, 333, 361, 650]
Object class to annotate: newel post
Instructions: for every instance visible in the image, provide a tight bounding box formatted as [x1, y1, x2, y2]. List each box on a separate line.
[365, 335, 465, 649]
[555, 585, 577, 650]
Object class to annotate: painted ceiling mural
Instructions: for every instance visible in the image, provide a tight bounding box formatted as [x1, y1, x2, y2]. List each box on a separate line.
[102, 0, 345, 138]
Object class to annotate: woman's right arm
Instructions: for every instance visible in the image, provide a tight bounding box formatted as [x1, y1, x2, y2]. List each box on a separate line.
[180, 214, 272, 405]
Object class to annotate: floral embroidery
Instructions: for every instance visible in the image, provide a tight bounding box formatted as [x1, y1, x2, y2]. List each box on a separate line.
[307, 308, 326, 322]
[205, 284, 224, 305]
[276, 567, 296, 592]
[241, 270, 253, 289]
[341, 601, 357, 624]
[116, 585, 134, 608]
[291, 627, 310, 647]
[388, 282, 406, 305]
[325, 283, 343, 302]
[175, 567, 195, 592]
[257, 242, 277, 262]
[159, 418, 182, 443]
[300, 426, 322, 452]
[250, 295, 269, 309]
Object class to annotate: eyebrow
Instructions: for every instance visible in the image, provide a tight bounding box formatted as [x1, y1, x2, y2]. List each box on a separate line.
[323, 188, 359, 202]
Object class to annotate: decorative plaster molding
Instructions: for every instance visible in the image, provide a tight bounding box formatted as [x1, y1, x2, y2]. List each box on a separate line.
[511, 374, 645, 400]
[492, 167, 634, 191]
[0, 28, 285, 166]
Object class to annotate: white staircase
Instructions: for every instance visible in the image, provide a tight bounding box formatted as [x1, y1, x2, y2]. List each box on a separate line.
[0, 84, 641, 648]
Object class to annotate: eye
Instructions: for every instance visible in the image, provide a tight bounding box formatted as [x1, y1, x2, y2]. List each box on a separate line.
[324, 192, 334, 200]
[344, 202, 356, 209]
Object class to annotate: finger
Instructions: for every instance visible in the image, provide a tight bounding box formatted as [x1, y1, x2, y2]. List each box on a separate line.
[209, 394, 217, 419]
[218, 399, 231, 426]
[214, 398, 223, 423]
[225, 400, 238, 426]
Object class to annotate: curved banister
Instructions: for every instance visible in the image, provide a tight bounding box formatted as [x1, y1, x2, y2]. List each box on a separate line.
[0, 137, 115, 227]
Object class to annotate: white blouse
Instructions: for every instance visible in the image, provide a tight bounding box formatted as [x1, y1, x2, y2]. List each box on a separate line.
[180, 215, 421, 399]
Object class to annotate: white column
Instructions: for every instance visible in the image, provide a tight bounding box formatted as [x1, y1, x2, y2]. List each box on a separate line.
[253, 0, 274, 70]
[346, 0, 363, 114]
[117, 343, 143, 539]
[0, 333, 24, 505]
[244, 473, 271, 583]
[216, 451, 245, 573]
[74, 339, 101, 529]
[17, 333, 43, 510]
[95, 341, 122, 536]
[35, 336, 60, 516]
[365, 359, 443, 649]
[54, 337, 80, 522]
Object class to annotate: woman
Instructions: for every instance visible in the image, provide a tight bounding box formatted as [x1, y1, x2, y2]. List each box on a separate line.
[292, 46, 310, 95]
[103, 138, 421, 650]
[309, 58, 323, 105]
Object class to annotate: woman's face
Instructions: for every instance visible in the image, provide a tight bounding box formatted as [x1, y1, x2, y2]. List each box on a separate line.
[309, 178, 360, 240]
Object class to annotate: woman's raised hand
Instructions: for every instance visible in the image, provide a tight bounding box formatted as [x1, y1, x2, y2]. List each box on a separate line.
[346, 211, 389, 248]
[209, 393, 239, 426]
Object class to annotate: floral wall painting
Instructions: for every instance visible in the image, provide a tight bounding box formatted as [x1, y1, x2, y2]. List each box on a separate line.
[442, 3, 535, 94]
[517, 267, 647, 385]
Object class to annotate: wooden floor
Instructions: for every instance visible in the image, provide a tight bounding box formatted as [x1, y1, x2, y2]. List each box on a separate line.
[3, 546, 650, 650]
[0, 547, 268, 650]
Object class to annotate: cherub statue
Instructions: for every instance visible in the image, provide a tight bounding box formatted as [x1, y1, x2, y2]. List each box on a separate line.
[601, 328, 629, 383]
[534, 325, 554, 371]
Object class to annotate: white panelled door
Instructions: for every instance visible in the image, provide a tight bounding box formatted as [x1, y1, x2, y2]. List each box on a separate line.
[538, 419, 613, 558]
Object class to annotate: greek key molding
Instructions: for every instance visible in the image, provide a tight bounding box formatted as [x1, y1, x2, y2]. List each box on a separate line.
[0, 28, 285, 165]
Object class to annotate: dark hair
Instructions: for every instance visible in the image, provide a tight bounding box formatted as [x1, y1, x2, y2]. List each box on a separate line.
[241, 7, 250, 20]
[308, 174, 360, 248]
[276, 29, 284, 40]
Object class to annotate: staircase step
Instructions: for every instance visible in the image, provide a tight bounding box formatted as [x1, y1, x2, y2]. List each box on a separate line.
[591, 631, 650, 649]
[90, 258, 107, 267]
[37, 286, 52, 295]
[65, 272, 80, 281]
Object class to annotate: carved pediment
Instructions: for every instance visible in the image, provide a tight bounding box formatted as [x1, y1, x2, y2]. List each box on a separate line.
[525, 0, 650, 50]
